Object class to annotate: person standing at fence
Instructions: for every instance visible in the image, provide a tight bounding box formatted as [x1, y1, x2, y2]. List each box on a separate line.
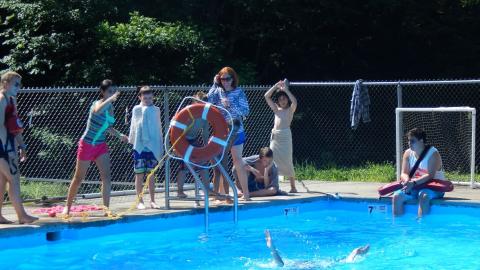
[175, 91, 211, 199]
[63, 79, 128, 215]
[264, 79, 298, 193]
[0, 71, 38, 224]
[212, 118, 240, 203]
[208, 67, 251, 201]
[128, 86, 163, 210]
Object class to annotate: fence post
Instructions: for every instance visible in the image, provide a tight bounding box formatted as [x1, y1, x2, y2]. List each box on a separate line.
[163, 86, 171, 209]
[396, 82, 403, 180]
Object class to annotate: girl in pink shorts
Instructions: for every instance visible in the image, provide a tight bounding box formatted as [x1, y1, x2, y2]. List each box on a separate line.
[64, 79, 128, 215]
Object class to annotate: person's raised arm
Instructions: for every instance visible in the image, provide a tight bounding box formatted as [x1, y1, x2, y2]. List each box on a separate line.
[282, 80, 297, 112]
[264, 81, 281, 113]
[93, 92, 120, 113]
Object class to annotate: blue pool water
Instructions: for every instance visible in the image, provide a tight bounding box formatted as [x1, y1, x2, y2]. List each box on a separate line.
[2, 199, 480, 269]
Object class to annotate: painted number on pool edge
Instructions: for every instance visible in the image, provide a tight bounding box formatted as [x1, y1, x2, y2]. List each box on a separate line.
[368, 205, 387, 214]
[284, 207, 299, 216]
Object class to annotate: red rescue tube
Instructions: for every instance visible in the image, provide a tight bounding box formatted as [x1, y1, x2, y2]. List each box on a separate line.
[378, 179, 454, 196]
[170, 102, 228, 163]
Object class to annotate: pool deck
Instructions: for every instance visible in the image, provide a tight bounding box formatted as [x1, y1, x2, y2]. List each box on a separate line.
[1, 181, 479, 237]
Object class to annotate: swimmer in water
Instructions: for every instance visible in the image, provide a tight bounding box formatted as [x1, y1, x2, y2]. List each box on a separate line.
[265, 229, 369, 268]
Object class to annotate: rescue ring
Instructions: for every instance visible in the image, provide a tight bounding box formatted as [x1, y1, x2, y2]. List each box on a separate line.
[169, 102, 229, 163]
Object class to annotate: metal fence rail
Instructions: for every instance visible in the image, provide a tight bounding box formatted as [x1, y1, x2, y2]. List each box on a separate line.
[4, 79, 480, 205]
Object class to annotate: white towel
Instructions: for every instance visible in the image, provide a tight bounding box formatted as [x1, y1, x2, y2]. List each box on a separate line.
[269, 128, 295, 177]
[128, 104, 164, 161]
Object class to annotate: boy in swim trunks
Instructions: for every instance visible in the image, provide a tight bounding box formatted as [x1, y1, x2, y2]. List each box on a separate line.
[129, 86, 164, 209]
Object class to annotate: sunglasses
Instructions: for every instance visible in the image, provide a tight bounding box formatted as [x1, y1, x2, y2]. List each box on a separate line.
[14, 82, 22, 88]
[220, 76, 232, 82]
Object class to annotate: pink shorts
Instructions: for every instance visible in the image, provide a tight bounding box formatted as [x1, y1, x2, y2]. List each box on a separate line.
[77, 139, 109, 161]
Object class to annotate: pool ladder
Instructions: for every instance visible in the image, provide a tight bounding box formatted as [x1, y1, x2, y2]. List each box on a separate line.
[164, 157, 238, 232]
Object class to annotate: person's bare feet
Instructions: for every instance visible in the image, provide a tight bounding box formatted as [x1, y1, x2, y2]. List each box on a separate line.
[0, 215, 14, 224]
[150, 202, 160, 209]
[289, 187, 298, 193]
[18, 214, 39, 224]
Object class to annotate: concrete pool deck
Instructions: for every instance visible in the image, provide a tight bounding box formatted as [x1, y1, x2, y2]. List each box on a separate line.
[1, 181, 479, 237]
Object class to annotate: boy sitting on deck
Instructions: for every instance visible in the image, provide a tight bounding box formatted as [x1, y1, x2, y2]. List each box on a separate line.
[233, 147, 286, 197]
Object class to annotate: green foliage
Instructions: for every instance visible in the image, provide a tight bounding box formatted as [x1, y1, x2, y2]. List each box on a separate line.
[96, 12, 212, 84]
[0, 0, 127, 84]
[0, 1, 214, 85]
[460, 0, 480, 6]
[98, 12, 202, 50]
[30, 127, 74, 160]
[1, 1, 480, 85]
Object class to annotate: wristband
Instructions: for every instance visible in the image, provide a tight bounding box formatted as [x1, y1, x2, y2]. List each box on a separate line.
[18, 144, 27, 150]
[114, 130, 123, 138]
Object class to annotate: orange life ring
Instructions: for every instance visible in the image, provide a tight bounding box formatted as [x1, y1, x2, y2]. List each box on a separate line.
[170, 102, 229, 163]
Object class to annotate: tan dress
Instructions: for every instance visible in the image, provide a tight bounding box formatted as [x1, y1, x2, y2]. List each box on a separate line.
[269, 108, 295, 177]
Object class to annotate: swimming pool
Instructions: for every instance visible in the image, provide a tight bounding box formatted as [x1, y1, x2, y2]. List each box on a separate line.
[2, 199, 480, 269]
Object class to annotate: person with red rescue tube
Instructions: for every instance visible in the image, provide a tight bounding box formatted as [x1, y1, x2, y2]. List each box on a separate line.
[63, 79, 129, 215]
[208, 67, 251, 201]
[0, 71, 38, 224]
[393, 128, 446, 217]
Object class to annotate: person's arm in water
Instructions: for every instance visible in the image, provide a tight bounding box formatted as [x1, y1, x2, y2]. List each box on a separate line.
[345, 244, 370, 263]
[265, 230, 285, 267]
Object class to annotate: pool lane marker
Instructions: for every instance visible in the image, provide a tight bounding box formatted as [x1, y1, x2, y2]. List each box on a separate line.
[368, 205, 387, 214]
[284, 207, 300, 216]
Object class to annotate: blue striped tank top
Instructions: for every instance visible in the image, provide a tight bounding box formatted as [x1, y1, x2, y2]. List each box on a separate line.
[81, 101, 115, 145]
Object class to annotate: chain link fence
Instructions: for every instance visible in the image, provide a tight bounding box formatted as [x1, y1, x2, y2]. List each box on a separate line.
[4, 80, 480, 207]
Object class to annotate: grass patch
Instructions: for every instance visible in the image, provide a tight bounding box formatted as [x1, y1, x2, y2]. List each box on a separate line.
[19, 181, 69, 200]
[295, 161, 396, 182]
[445, 171, 480, 182]
[295, 161, 477, 183]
